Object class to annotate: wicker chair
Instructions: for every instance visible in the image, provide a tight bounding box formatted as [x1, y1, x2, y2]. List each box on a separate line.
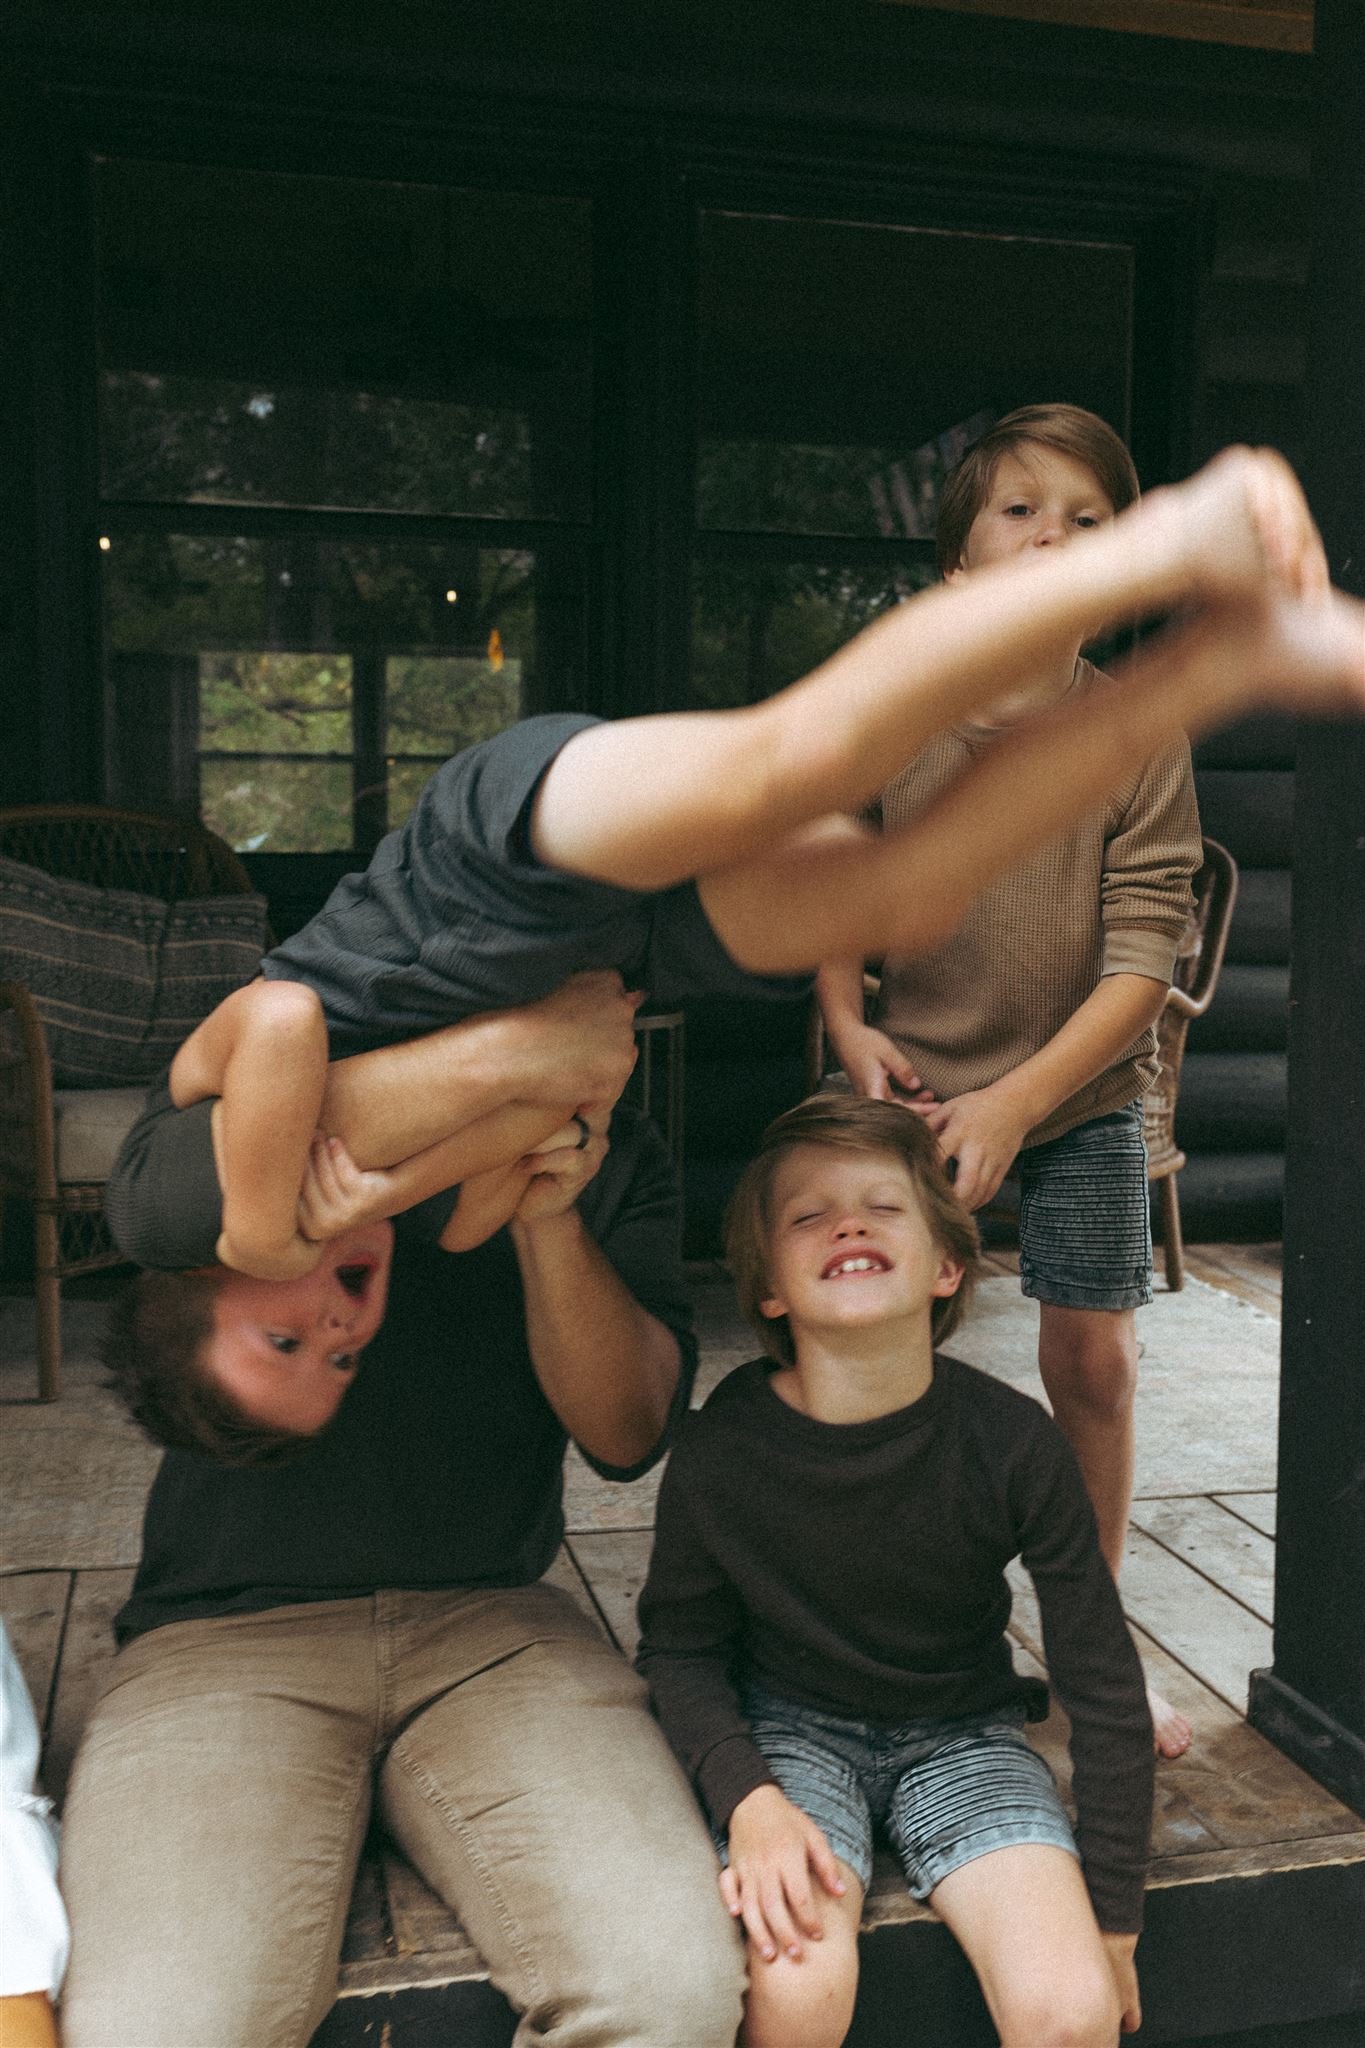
[1142, 836, 1238, 1290]
[0, 807, 263, 1399]
[803, 835, 1239, 1293]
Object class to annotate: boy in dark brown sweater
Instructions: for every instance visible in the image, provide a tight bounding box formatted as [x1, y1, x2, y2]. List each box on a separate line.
[637, 1095, 1153, 2048]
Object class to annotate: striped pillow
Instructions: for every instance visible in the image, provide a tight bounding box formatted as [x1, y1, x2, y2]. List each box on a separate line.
[0, 854, 268, 1087]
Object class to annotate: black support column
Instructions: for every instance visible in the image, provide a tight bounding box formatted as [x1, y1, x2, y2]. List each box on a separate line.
[1246, 0, 1365, 1812]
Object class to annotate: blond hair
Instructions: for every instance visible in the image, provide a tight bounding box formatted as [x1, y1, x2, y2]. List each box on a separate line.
[725, 1094, 980, 1365]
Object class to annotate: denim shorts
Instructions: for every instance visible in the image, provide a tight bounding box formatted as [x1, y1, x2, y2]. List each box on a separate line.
[1016, 1102, 1152, 1313]
[723, 1684, 1078, 1898]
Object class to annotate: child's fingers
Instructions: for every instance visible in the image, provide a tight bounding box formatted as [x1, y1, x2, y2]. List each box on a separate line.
[807, 1832, 847, 1899]
[782, 1862, 824, 1942]
[736, 1883, 780, 1964]
[718, 1866, 742, 1917]
[757, 1874, 804, 1961]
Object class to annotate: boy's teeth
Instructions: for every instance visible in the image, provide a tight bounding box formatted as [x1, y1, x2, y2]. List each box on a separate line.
[831, 1257, 878, 1275]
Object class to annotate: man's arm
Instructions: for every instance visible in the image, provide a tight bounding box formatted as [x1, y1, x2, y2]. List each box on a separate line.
[506, 1134, 684, 1472]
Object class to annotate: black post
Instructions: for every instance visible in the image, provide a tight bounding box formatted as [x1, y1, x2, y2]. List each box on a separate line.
[1246, 0, 1365, 1812]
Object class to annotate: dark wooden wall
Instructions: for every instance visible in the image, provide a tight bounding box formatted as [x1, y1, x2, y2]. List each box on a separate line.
[0, 0, 1318, 1243]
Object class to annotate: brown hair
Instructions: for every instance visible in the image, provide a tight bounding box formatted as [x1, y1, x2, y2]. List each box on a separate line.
[935, 403, 1139, 578]
[102, 1270, 307, 1467]
[724, 1093, 980, 1365]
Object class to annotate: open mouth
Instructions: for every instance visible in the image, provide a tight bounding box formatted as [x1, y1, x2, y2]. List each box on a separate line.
[336, 1263, 372, 1299]
[821, 1253, 891, 1281]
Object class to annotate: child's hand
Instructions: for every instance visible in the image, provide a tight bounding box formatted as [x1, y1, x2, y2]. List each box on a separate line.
[512, 1125, 610, 1224]
[1101, 1932, 1141, 2034]
[298, 1133, 394, 1242]
[721, 1785, 846, 1964]
[827, 1021, 934, 1105]
[917, 1084, 1030, 1211]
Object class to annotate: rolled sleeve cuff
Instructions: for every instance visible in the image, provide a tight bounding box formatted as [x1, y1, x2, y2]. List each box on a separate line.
[699, 1735, 780, 1833]
[1100, 926, 1180, 984]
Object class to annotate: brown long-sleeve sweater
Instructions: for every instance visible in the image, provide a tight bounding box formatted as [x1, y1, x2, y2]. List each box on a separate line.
[868, 661, 1201, 1147]
[636, 1353, 1155, 1932]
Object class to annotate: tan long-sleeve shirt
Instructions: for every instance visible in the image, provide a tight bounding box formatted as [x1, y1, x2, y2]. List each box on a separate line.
[870, 661, 1201, 1149]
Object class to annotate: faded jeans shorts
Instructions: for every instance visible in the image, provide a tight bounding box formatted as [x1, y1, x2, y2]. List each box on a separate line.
[723, 1682, 1078, 1898]
[1017, 1101, 1153, 1313]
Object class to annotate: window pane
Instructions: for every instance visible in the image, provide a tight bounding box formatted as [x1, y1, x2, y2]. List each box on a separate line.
[691, 557, 935, 710]
[200, 759, 354, 855]
[697, 212, 1132, 539]
[104, 535, 538, 846]
[96, 161, 592, 520]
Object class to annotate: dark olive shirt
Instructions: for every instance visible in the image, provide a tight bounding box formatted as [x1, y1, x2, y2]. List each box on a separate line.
[117, 1108, 694, 1642]
[636, 1354, 1154, 1932]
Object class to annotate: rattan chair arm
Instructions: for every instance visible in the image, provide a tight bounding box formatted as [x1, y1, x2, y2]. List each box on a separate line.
[0, 981, 58, 1202]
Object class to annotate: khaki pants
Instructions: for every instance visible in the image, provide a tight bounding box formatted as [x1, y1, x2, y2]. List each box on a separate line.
[59, 1584, 744, 2048]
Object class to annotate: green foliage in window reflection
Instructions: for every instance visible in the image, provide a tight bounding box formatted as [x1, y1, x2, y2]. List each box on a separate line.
[691, 559, 934, 710]
[201, 759, 355, 854]
[199, 652, 353, 754]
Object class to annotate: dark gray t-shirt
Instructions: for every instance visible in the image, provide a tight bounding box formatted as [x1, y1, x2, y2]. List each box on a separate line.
[116, 1106, 694, 1642]
[263, 712, 809, 1057]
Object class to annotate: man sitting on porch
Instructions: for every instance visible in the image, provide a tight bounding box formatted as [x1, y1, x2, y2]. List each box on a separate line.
[56, 1070, 743, 2048]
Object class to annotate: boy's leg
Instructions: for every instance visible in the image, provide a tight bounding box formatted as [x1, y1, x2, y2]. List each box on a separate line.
[738, 1868, 863, 2048]
[694, 582, 1365, 975]
[530, 449, 1338, 895]
[1020, 1108, 1193, 1760]
[318, 971, 640, 1167]
[929, 1845, 1128, 2047]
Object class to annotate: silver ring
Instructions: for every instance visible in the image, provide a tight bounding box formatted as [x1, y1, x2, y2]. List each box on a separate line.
[572, 1113, 591, 1150]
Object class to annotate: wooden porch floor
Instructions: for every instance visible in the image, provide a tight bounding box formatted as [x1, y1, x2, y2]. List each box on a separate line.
[3, 1244, 1364, 2045]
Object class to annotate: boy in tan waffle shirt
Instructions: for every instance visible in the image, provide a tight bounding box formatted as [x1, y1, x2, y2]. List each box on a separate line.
[818, 405, 1202, 1758]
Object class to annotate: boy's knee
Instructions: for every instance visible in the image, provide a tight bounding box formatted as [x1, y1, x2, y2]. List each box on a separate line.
[1039, 1315, 1138, 1417]
[243, 977, 326, 1050]
[740, 1937, 860, 2048]
[997, 1968, 1120, 2048]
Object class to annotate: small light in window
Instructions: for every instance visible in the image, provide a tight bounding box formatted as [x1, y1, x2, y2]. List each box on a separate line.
[279, 570, 292, 588]
[98, 535, 112, 551]
[445, 588, 459, 604]
[487, 628, 504, 672]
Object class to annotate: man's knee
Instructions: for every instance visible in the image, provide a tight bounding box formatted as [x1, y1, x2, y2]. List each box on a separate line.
[590, 1880, 746, 2048]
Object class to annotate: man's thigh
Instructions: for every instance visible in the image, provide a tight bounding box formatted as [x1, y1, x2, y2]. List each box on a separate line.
[60, 1602, 378, 2048]
[378, 1584, 744, 2048]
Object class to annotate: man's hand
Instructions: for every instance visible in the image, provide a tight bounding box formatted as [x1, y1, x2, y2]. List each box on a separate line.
[298, 1133, 395, 1243]
[1101, 1931, 1142, 2034]
[521, 972, 642, 1118]
[721, 1785, 846, 1964]
[825, 1020, 934, 1105]
[513, 1124, 611, 1224]
[917, 1083, 1031, 1211]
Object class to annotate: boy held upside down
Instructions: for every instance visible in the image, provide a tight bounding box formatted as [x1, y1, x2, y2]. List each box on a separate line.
[636, 1095, 1154, 2048]
[124, 444, 1365, 1454]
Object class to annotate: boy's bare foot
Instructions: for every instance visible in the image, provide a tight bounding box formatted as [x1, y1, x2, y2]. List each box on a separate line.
[1144, 446, 1330, 612]
[1148, 1684, 1193, 1761]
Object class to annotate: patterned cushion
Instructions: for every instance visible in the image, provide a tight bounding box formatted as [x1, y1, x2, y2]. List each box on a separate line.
[0, 854, 268, 1088]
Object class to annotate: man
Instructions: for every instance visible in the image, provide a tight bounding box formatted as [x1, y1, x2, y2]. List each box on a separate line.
[59, 1086, 744, 2048]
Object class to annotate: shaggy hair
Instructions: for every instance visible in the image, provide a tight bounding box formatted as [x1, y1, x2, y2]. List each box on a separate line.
[935, 402, 1139, 579]
[102, 1269, 307, 1467]
[725, 1093, 980, 1366]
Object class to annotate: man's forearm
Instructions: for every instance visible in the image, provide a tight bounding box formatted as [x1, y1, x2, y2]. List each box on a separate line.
[510, 1209, 681, 1469]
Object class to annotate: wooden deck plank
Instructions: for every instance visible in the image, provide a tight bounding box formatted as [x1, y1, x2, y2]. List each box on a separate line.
[1129, 1496, 1275, 1623]
[1182, 1250, 1282, 1318]
[1116, 1527, 1273, 1712]
[42, 1566, 135, 1809]
[1, 1569, 71, 1733]
[1213, 1490, 1277, 1538]
[565, 1528, 651, 1662]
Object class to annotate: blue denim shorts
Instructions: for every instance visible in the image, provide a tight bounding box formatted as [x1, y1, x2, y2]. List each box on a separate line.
[1016, 1102, 1152, 1313]
[723, 1684, 1078, 1898]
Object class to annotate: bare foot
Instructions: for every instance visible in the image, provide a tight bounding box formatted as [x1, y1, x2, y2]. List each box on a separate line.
[1141, 445, 1330, 612]
[1148, 1684, 1193, 1760]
